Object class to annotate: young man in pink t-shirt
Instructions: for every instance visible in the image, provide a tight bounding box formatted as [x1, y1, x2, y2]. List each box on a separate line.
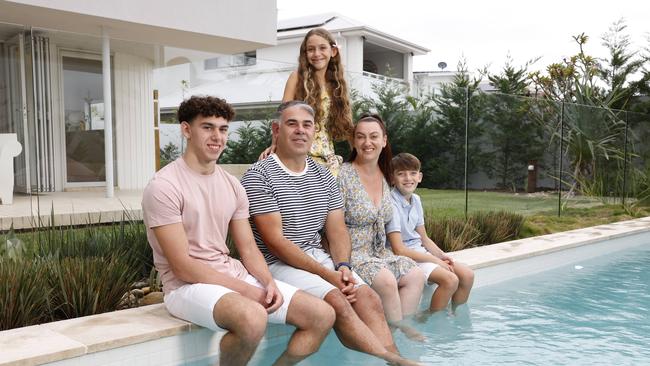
[142, 96, 334, 366]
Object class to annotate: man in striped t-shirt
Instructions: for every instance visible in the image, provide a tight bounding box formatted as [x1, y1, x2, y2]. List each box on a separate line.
[242, 101, 418, 366]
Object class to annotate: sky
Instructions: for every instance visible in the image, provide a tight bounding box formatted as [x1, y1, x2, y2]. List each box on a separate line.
[277, 0, 649, 74]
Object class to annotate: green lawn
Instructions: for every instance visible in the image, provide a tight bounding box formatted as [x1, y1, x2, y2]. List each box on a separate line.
[418, 188, 649, 239]
[418, 188, 603, 217]
[520, 205, 649, 238]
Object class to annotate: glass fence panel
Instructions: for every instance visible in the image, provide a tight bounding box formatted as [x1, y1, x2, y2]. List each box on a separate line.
[626, 111, 650, 204]
[562, 103, 627, 205]
[466, 92, 564, 216]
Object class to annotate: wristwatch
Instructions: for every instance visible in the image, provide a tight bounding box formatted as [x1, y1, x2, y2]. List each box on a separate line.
[335, 261, 352, 271]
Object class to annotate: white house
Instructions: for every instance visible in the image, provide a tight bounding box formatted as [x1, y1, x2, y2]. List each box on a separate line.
[155, 13, 431, 129]
[0, 0, 277, 196]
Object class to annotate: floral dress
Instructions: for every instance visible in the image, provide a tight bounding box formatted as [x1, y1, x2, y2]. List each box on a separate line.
[310, 92, 343, 176]
[337, 163, 417, 286]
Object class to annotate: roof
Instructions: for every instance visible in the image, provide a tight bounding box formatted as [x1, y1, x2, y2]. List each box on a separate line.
[0, 1, 277, 54]
[277, 13, 430, 56]
[277, 13, 338, 32]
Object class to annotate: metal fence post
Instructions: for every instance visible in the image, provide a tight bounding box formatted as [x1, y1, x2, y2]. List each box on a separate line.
[622, 111, 629, 206]
[464, 87, 469, 219]
[558, 102, 564, 217]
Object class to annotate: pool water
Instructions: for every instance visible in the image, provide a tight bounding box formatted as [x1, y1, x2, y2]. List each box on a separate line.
[247, 242, 650, 365]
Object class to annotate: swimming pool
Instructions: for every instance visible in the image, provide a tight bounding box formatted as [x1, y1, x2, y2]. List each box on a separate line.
[19, 222, 645, 366]
[239, 238, 650, 365]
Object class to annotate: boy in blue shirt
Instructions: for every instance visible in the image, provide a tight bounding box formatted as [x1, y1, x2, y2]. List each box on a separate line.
[386, 153, 474, 312]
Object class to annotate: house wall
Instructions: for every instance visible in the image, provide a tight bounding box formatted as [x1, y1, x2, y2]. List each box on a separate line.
[2, 0, 277, 53]
[342, 35, 364, 74]
[258, 43, 298, 67]
[403, 53, 413, 88]
[114, 52, 155, 190]
[412, 72, 458, 97]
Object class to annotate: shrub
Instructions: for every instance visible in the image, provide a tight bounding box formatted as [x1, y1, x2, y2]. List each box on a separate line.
[0, 258, 52, 331]
[424, 210, 525, 252]
[1, 213, 154, 330]
[470, 211, 525, 244]
[425, 216, 481, 252]
[20, 213, 153, 278]
[49, 256, 139, 319]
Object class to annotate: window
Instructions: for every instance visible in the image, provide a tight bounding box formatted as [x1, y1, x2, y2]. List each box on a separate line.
[204, 50, 256, 70]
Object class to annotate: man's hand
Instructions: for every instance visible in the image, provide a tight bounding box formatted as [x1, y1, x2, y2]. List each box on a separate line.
[338, 267, 358, 303]
[263, 281, 284, 314]
[323, 268, 358, 303]
[240, 281, 283, 313]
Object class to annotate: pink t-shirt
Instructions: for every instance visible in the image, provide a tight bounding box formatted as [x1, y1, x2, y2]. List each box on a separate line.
[142, 158, 249, 294]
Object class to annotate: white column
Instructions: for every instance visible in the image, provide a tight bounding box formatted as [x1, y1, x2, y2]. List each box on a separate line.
[102, 27, 114, 198]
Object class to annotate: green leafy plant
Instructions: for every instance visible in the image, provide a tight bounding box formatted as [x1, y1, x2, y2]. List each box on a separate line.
[0, 258, 53, 330]
[424, 210, 525, 252]
[49, 256, 139, 319]
[425, 215, 481, 252]
[481, 58, 546, 190]
[220, 120, 272, 164]
[1, 211, 154, 330]
[470, 211, 525, 244]
[160, 142, 180, 168]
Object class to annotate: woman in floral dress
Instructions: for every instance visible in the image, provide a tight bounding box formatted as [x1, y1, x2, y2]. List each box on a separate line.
[338, 113, 425, 336]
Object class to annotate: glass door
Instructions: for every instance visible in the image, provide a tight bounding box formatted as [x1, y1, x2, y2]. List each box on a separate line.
[61, 54, 106, 185]
[0, 27, 31, 193]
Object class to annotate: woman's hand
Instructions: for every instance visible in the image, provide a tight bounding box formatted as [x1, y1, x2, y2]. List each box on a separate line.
[258, 145, 276, 160]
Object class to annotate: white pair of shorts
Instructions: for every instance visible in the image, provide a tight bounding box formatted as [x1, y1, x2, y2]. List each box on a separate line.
[268, 247, 366, 300]
[164, 274, 298, 331]
[410, 246, 440, 284]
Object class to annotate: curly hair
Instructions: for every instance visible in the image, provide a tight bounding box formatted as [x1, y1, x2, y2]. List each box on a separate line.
[295, 28, 353, 141]
[348, 113, 393, 183]
[177, 95, 235, 124]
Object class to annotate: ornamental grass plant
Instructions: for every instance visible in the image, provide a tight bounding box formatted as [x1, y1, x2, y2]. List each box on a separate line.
[470, 211, 525, 244]
[49, 256, 139, 319]
[425, 210, 525, 252]
[0, 211, 153, 331]
[0, 258, 53, 330]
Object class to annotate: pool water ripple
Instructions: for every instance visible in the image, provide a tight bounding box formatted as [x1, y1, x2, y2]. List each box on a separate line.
[240, 243, 650, 365]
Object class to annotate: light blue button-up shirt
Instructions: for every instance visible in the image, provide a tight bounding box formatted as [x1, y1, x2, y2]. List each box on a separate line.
[386, 188, 425, 249]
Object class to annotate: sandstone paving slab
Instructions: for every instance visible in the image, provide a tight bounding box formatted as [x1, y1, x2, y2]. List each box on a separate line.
[0, 325, 86, 365]
[44, 305, 192, 354]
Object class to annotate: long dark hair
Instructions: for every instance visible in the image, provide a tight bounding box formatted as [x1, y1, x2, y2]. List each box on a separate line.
[348, 113, 393, 183]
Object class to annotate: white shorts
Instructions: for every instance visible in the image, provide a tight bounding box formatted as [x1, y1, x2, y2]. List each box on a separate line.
[269, 247, 366, 300]
[164, 274, 298, 331]
[411, 246, 440, 284]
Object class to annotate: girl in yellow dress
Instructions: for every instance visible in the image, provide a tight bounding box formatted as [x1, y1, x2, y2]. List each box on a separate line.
[260, 28, 353, 177]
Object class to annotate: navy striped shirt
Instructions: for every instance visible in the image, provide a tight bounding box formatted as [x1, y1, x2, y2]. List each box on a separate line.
[241, 154, 344, 264]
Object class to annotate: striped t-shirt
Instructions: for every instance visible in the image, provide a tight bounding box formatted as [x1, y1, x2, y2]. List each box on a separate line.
[241, 154, 344, 264]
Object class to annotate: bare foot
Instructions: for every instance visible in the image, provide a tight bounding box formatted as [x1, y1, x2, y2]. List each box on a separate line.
[382, 351, 422, 366]
[389, 322, 426, 342]
[398, 324, 426, 342]
[414, 310, 432, 324]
